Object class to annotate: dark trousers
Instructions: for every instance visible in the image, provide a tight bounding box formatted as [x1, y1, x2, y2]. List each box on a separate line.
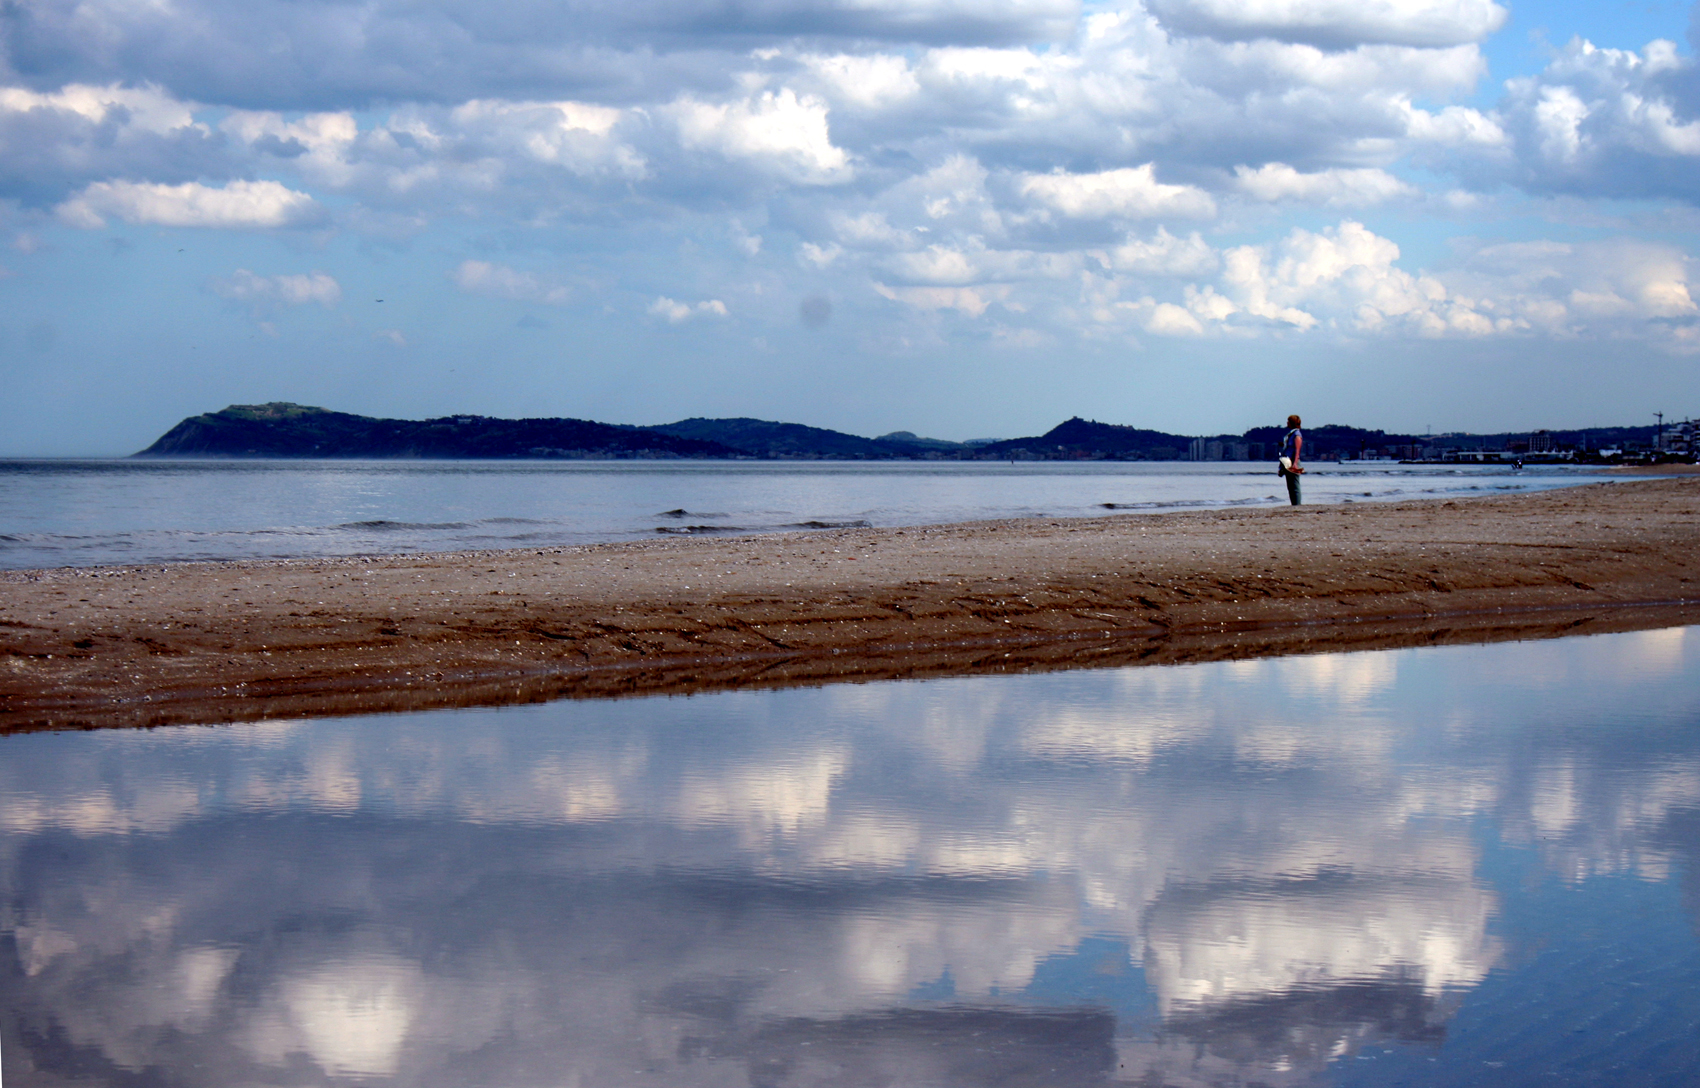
[1283, 469, 1301, 505]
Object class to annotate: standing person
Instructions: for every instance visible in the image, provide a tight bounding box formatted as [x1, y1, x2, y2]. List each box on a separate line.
[1278, 414, 1304, 505]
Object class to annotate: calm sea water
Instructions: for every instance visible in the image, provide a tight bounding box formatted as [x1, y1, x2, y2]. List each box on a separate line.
[3, 627, 1698, 1086]
[0, 459, 1606, 569]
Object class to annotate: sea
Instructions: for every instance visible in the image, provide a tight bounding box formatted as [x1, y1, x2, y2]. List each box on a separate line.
[0, 458, 1608, 570]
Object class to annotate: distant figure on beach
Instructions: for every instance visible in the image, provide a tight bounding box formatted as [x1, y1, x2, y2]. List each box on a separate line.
[1278, 414, 1304, 505]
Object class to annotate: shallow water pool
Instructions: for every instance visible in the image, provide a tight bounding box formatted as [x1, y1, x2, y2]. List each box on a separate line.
[3, 627, 1698, 1085]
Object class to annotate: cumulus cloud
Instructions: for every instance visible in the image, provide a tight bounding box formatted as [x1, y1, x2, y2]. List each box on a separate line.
[452, 260, 571, 304]
[55, 179, 316, 228]
[802, 53, 922, 109]
[3, 0, 1698, 377]
[873, 282, 1010, 316]
[1496, 38, 1700, 202]
[0, 83, 196, 133]
[1102, 229, 1220, 276]
[1077, 221, 1698, 348]
[885, 245, 982, 284]
[218, 111, 361, 184]
[1448, 237, 1699, 344]
[671, 89, 851, 184]
[798, 241, 843, 267]
[1148, 0, 1507, 49]
[209, 269, 341, 306]
[1144, 301, 1206, 335]
[1214, 220, 1451, 331]
[648, 296, 729, 322]
[0, 0, 1081, 110]
[1021, 166, 1216, 221]
[447, 99, 646, 178]
[0, 82, 224, 203]
[1233, 163, 1417, 205]
[1076, 222, 1488, 338]
[831, 211, 913, 249]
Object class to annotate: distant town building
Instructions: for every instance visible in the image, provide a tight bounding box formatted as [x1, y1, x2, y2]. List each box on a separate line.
[1656, 418, 1696, 456]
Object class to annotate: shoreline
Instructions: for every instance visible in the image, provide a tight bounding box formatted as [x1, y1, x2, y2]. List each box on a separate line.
[3, 478, 1697, 731]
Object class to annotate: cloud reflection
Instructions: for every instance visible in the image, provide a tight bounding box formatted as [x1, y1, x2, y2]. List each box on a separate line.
[2, 627, 1698, 1085]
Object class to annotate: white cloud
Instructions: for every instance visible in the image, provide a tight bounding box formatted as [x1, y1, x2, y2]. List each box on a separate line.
[375, 329, 407, 346]
[1450, 237, 1699, 342]
[1234, 163, 1417, 205]
[451, 260, 571, 304]
[1533, 86, 1589, 165]
[1021, 166, 1216, 221]
[648, 296, 729, 322]
[0, 83, 198, 134]
[672, 89, 851, 184]
[1400, 102, 1507, 148]
[803, 53, 921, 110]
[1078, 221, 1499, 338]
[0, 0, 1081, 115]
[1076, 221, 1699, 348]
[798, 242, 843, 268]
[1218, 220, 1460, 332]
[898, 156, 997, 229]
[448, 99, 647, 178]
[222, 111, 358, 155]
[56, 179, 316, 229]
[210, 269, 341, 306]
[731, 221, 763, 256]
[831, 211, 913, 249]
[886, 245, 980, 284]
[1145, 301, 1206, 335]
[2, 0, 1698, 387]
[1103, 229, 1220, 276]
[873, 282, 1010, 316]
[1148, 0, 1508, 48]
[1496, 39, 1700, 200]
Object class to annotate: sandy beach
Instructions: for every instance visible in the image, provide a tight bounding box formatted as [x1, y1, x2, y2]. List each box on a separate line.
[3, 477, 1696, 730]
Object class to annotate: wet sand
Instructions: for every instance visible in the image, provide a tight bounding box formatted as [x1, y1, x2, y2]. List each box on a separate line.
[3, 478, 1697, 731]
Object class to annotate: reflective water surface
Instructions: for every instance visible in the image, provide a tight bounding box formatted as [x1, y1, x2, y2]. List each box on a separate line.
[4, 628, 1699, 1086]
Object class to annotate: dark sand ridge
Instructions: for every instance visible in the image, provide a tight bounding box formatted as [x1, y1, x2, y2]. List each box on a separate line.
[2, 477, 1697, 732]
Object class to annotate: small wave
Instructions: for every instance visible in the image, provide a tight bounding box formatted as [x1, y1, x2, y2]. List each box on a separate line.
[334, 520, 473, 531]
[1101, 497, 1269, 510]
[464, 531, 557, 543]
[481, 516, 549, 525]
[656, 525, 745, 535]
[657, 509, 728, 519]
[789, 519, 872, 529]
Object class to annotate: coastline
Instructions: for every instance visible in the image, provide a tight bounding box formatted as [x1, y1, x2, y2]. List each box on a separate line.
[3, 477, 1697, 731]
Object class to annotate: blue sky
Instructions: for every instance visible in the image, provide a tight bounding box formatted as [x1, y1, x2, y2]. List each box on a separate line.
[2, 0, 1698, 454]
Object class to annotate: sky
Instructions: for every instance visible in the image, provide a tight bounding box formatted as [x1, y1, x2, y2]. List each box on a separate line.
[1, 0, 1699, 454]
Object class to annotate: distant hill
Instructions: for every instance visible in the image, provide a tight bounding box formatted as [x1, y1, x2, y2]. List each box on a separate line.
[133, 403, 1676, 462]
[875, 430, 987, 451]
[978, 418, 1192, 460]
[648, 417, 931, 459]
[137, 403, 741, 459]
